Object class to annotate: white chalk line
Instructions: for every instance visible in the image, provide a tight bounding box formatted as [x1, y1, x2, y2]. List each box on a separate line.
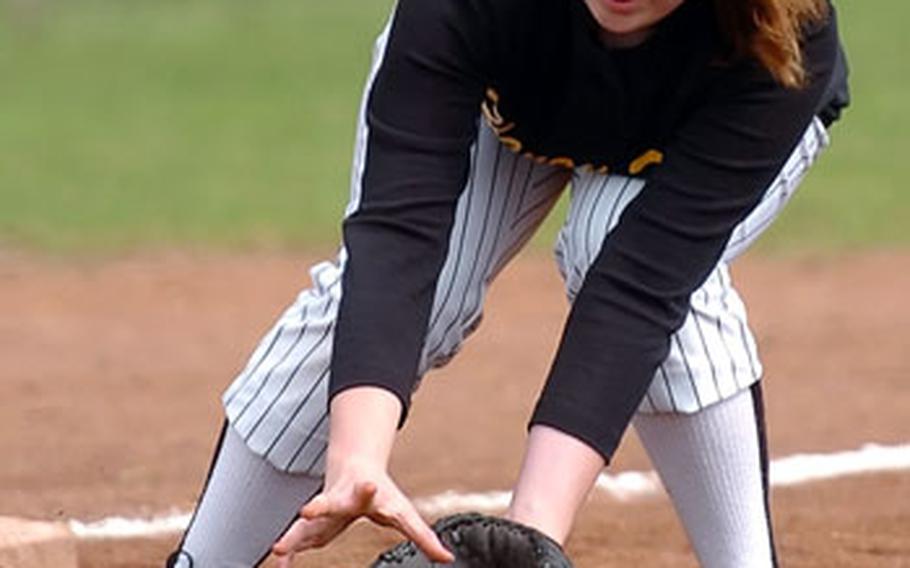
[68, 442, 910, 540]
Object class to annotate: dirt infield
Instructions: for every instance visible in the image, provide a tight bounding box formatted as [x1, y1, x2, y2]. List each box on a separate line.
[1, 249, 908, 567]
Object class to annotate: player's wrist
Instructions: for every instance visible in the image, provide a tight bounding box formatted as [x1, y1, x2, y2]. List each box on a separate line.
[326, 385, 402, 469]
[507, 425, 605, 545]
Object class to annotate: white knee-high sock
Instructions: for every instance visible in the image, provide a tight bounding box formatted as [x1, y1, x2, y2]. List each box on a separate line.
[168, 422, 323, 568]
[633, 386, 776, 568]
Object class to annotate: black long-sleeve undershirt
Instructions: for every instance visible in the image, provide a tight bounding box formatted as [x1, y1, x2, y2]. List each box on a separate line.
[330, 0, 848, 459]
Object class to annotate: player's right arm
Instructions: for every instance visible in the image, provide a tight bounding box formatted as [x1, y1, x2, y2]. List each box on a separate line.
[277, 0, 499, 560]
[329, 0, 497, 419]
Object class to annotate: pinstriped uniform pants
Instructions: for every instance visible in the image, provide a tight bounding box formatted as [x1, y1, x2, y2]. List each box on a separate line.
[222, 24, 830, 475]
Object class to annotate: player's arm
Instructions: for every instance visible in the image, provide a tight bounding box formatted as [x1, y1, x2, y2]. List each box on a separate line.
[530, 11, 841, 462]
[329, 0, 492, 420]
[273, 0, 494, 562]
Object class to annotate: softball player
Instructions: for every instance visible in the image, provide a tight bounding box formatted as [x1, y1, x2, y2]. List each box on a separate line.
[167, 0, 848, 565]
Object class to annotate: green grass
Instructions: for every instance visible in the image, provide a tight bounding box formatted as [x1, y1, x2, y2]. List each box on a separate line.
[754, 0, 910, 252]
[0, 0, 393, 252]
[0, 0, 907, 253]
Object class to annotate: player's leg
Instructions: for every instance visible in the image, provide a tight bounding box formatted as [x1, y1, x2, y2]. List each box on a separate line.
[168, 26, 570, 567]
[167, 422, 321, 568]
[631, 116, 828, 568]
[634, 384, 775, 568]
[631, 263, 776, 566]
[166, 21, 399, 566]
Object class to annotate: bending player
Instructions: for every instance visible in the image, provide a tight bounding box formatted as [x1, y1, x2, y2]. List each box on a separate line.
[167, 0, 849, 566]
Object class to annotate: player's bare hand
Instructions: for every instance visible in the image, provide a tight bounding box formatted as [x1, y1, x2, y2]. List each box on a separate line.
[271, 459, 453, 566]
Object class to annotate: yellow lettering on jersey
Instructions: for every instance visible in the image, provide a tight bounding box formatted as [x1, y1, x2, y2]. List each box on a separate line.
[497, 122, 517, 135]
[547, 156, 575, 169]
[628, 149, 664, 175]
[482, 101, 505, 128]
[483, 87, 617, 175]
[499, 136, 523, 153]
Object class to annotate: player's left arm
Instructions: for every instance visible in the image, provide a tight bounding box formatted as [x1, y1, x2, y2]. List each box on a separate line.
[530, 13, 841, 461]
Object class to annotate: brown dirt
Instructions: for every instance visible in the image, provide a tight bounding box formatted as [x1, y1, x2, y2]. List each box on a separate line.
[1, 249, 908, 567]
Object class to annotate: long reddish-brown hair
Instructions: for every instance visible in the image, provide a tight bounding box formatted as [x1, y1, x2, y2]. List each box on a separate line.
[713, 0, 829, 87]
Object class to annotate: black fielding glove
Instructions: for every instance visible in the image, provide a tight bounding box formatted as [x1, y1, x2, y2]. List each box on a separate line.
[370, 512, 574, 567]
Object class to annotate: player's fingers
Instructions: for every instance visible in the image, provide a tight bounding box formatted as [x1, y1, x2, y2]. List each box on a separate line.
[380, 505, 454, 563]
[274, 517, 341, 557]
[274, 517, 341, 554]
[300, 493, 331, 519]
[274, 551, 294, 568]
[273, 518, 310, 555]
[407, 518, 454, 563]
